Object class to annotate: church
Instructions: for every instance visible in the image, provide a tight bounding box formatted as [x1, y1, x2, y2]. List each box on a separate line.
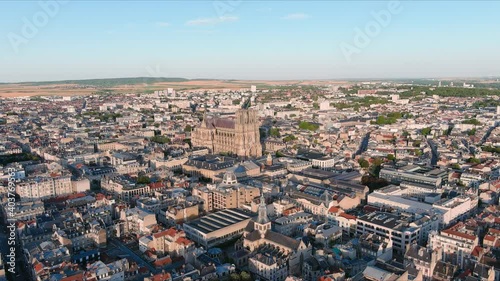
[243, 194, 312, 279]
[191, 109, 263, 158]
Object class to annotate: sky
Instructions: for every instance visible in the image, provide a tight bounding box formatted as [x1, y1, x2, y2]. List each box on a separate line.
[1, 1, 500, 82]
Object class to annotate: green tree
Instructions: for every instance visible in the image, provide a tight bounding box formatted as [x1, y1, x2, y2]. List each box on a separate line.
[451, 163, 461, 169]
[270, 128, 281, 137]
[184, 125, 192, 132]
[298, 121, 319, 131]
[283, 135, 297, 143]
[240, 272, 252, 281]
[137, 175, 151, 184]
[369, 158, 384, 177]
[421, 127, 432, 136]
[482, 146, 500, 154]
[462, 119, 481, 125]
[358, 158, 369, 168]
[313, 102, 319, 109]
[467, 157, 481, 164]
[151, 135, 171, 144]
[362, 175, 389, 192]
[230, 273, 241, 281]
[387, 154, 396, 161]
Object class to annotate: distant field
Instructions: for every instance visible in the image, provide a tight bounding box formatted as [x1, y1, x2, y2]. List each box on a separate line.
[0, 78, 348, 97]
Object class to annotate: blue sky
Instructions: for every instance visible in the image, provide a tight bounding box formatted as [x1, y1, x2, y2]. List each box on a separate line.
[1, 1, 499, 82]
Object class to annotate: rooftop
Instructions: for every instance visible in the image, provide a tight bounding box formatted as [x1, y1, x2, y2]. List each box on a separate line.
[184, 208, 253, 234]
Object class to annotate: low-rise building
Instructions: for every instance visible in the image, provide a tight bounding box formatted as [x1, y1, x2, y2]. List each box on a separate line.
[183, 208, 253, 248]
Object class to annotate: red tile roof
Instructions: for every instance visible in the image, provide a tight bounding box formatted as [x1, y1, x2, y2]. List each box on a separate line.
[175, 237, 192, 246]
[328, 206, 340, 214]
[60, 272, 85, 281]
[153, 256, 172, 268]
[153, 228, 178, 239]
[150, 272, 172, 281]
[441, 229, 476, 241]
[339, 213, 356, 220]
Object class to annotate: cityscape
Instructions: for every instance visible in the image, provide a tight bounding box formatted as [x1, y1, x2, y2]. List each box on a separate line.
[1, 1, 500, 281]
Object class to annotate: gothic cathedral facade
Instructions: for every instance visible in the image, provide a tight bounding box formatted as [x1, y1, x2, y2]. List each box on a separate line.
[191, 109, 263, 158]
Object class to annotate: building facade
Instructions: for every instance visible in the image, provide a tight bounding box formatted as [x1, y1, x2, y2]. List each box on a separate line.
[191, 109, 262, 157]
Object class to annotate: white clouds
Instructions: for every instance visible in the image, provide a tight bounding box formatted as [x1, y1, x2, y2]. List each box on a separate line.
[281, 13, 310, 20]
[186, 16, 239, 26]
[155, 22, 170, 27]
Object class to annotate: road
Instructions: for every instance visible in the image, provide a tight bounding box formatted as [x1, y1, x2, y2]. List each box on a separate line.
[480, 124, 498, 146]
[427, 139, 439, 166]
[0, 225, 33, 281]
[108, 238, 157, 274]
[355, 132, 371, 156]
[461, 139, 475, 155]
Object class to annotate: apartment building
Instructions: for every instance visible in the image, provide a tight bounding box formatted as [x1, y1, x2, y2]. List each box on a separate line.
[428, 222, 479, 268]
[192, 172, 260, 212]
[102, 175, 151, 202]
[249, 251, 289, 281]
[152, 228, 195, 258]
[274, 211, 313, 236]
[121, 207, 157, 235]
[357, 212, 438, 254]
[16, 175, 72, 201]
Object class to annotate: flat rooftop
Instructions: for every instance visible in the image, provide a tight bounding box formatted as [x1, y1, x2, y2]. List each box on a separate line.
[358, 212, 416, 231]
[185, 208, 253, 234]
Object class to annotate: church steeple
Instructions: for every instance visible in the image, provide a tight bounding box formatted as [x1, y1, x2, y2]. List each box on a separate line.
[255, 192, 271, 238]
[266, 153, 273, 166]
[257, 193, 269, 224]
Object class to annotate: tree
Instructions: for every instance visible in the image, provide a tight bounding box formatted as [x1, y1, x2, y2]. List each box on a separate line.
[184, 125, 192, 132]
[137, 175, 151, 184]
[270, 128, 281, 137]
[462, 119, 481, 125]
[283, 135, 297, 143]
[468, 128, 476, 136]
[482, 146, 500, 154]
[90, 179, 101, 191]
[362, 175, 389, 192]
[451, 163, 461, 169]
[313, 102, 319, 109]
[387, 154, 396, 161]
[151, 135, 171, 144]
[369, 158, 384, 177]
[467, 157, 481, 164]
[230, 273, 241, 281]
[298, 121, 319, 131]
[358, 158, 369, 168]
[240, 272, 252, 281]
[421, 127, 432, 136]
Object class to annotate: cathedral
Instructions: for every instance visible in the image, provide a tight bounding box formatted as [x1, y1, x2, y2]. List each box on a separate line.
[191, 109, 263, 158]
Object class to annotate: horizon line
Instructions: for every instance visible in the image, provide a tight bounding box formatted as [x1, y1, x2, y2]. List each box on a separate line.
[2, 75, 500, 85]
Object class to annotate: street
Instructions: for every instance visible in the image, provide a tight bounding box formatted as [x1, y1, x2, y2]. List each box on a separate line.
[108, 238, 158, 274]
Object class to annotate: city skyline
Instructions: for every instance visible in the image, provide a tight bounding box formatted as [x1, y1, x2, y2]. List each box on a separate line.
[1, 1, 500, 82]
